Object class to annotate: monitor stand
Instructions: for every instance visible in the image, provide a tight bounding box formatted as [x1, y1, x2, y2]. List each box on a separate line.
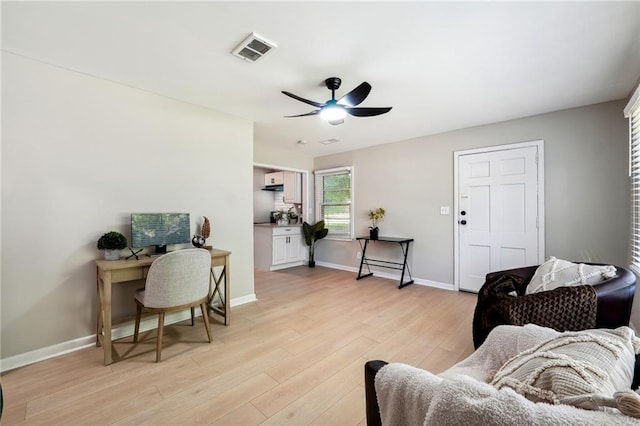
[154, 245, 167, 255]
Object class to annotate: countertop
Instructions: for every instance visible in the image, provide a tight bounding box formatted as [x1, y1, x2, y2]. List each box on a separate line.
[254, 222, 302, 228]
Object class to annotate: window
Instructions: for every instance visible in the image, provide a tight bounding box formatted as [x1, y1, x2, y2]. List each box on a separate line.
[626, 84, 640, 273]
[314, 166, 354, 239]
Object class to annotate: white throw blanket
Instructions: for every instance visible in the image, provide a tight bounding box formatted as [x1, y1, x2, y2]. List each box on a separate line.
[375, 324, 640, 425]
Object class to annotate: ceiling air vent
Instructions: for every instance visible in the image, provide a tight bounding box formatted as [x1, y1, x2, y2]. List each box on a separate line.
[231, 32, 277, 63]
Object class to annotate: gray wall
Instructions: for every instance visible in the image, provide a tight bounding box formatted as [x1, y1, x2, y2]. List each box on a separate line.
[314, 101, 630, 287]
[2, 52, 255, 361]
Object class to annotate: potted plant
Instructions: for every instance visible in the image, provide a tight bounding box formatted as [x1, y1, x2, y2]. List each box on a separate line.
[273, 209, 288, 226]
[368, 207, 385, 240]
[287, 207, 298, 224]
[302, 220, 328, 267]
[97, 231, 128, 260]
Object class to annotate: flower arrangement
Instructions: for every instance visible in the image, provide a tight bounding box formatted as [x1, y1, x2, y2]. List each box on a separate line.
[368, 208, 386, 229]
[287, 207, 298, 222]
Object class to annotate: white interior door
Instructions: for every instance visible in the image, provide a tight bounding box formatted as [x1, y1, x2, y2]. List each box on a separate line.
[456, 142, 544, 292]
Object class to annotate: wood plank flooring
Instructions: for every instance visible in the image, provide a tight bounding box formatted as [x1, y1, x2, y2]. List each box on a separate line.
[1, 266, 477, 425]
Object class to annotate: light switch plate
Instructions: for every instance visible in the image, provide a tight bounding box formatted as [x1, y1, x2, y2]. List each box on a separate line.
[440, 206, 450, 215]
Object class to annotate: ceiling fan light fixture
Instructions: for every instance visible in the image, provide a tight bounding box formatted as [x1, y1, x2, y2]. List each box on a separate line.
[320, 104, 346, 122]
[282, 77, 391, 124]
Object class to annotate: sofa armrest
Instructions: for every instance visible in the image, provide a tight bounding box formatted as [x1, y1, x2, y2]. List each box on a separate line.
[364, 360, 387, 426]
[593, 265, 637, 328]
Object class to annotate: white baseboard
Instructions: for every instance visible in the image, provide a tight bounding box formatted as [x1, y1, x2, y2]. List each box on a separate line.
[270, 261, 305, 271]
[316, 261, 455, 291]
[0, 294, 257, 372]
[231, 293, 258, 307]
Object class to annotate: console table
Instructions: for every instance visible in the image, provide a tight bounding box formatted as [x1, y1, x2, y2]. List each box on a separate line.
[95, 248, 230, 365]
[356, 236, 414, 288]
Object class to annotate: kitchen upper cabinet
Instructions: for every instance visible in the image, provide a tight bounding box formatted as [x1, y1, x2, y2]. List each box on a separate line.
[264, 171, 284, 186]
[283, 171, 302, 203]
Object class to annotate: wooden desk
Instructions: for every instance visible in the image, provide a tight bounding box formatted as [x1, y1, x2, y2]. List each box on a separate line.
[356, 236, 414, 288]
[95, 248, 231, 365]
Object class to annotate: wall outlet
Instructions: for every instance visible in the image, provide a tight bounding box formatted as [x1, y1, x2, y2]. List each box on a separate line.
[440, 206, 450, 215]
[356, 251, 362, 259]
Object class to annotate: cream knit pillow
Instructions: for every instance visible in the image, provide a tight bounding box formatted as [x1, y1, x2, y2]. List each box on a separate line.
[490, 327, 640, 411]
[526, 256, 617, 295]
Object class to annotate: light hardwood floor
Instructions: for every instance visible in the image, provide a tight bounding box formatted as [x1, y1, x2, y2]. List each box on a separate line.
[1, 266, 477, 425]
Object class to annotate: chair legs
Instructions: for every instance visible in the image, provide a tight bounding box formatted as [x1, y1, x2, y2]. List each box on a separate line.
[134, 302, 210, 363]
[133, 303, 142, 343]
[201, 303, 212, 343]
[156, 312, 165, 363]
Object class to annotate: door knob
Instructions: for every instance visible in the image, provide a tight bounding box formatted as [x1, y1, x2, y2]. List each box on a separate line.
[460, 220, 467, 225]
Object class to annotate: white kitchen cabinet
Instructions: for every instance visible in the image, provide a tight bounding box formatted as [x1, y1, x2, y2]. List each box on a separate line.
[286, 234, 304, 262]
[283, 171, 302, 203]
[264, 171, 284, 186]
[271, 226, 305, 269]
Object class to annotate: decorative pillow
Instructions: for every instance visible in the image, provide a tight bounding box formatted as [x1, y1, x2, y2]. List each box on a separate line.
[490, 327, 640, 411]
[526, 256, 616, 295]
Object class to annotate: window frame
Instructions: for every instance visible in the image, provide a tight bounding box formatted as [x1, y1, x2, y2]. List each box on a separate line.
[626, 83, 640, 274]
[314, 166, 354, 240]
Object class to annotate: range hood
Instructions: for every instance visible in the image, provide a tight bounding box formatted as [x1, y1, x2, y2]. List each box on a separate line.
[262, 184, 283, 191]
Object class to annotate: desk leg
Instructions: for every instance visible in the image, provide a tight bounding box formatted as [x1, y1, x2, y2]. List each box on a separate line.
[98, 271, 113, 365]
[208, 255, 230, 326]
[357, 239, 373, 280]
[96, 269, 102, 346]
[224, 256, 230, 326]
[398, 241, 414, 289]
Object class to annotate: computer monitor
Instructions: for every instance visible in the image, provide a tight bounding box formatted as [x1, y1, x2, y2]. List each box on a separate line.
[131, 213, 191, 254]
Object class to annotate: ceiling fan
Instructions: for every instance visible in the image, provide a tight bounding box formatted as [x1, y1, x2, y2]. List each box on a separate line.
[281, 77, 392, 125]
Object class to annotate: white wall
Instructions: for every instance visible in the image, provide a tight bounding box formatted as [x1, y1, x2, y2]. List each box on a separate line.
[1, 52, 255, 361]
[314, 101, 630, 288]
[253, 142, 313, 172]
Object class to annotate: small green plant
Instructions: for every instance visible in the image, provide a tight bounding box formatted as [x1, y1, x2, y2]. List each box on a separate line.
[368, 208, 386, 229]
[97, 231, 128, 250]
[302, 220, 329, 267]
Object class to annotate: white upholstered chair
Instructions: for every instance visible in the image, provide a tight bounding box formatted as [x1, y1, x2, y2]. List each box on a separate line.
[133, 248, 212, 362]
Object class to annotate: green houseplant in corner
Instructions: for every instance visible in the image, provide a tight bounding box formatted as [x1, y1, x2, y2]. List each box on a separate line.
[97, 231, 128, 261]
[302, 220, 328, 267]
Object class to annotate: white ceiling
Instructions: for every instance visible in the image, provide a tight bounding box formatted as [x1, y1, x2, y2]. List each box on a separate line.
[3, 2, 640, 157]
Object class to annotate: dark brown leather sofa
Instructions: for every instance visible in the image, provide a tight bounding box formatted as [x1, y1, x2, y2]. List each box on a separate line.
[473, 263, 636, 348]
[364, 263, 637, 425]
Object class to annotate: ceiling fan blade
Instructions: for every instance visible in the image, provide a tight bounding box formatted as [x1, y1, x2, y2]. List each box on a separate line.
[281, 91, 325, 108]
[284, 110, 320, 118]
[345, 106, 392, 117]
[337, 82, 371, 107]
[328, 118, 344, 126]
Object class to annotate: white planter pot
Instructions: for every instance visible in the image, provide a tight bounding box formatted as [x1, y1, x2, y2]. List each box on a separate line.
[104, 249, 120, 261]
